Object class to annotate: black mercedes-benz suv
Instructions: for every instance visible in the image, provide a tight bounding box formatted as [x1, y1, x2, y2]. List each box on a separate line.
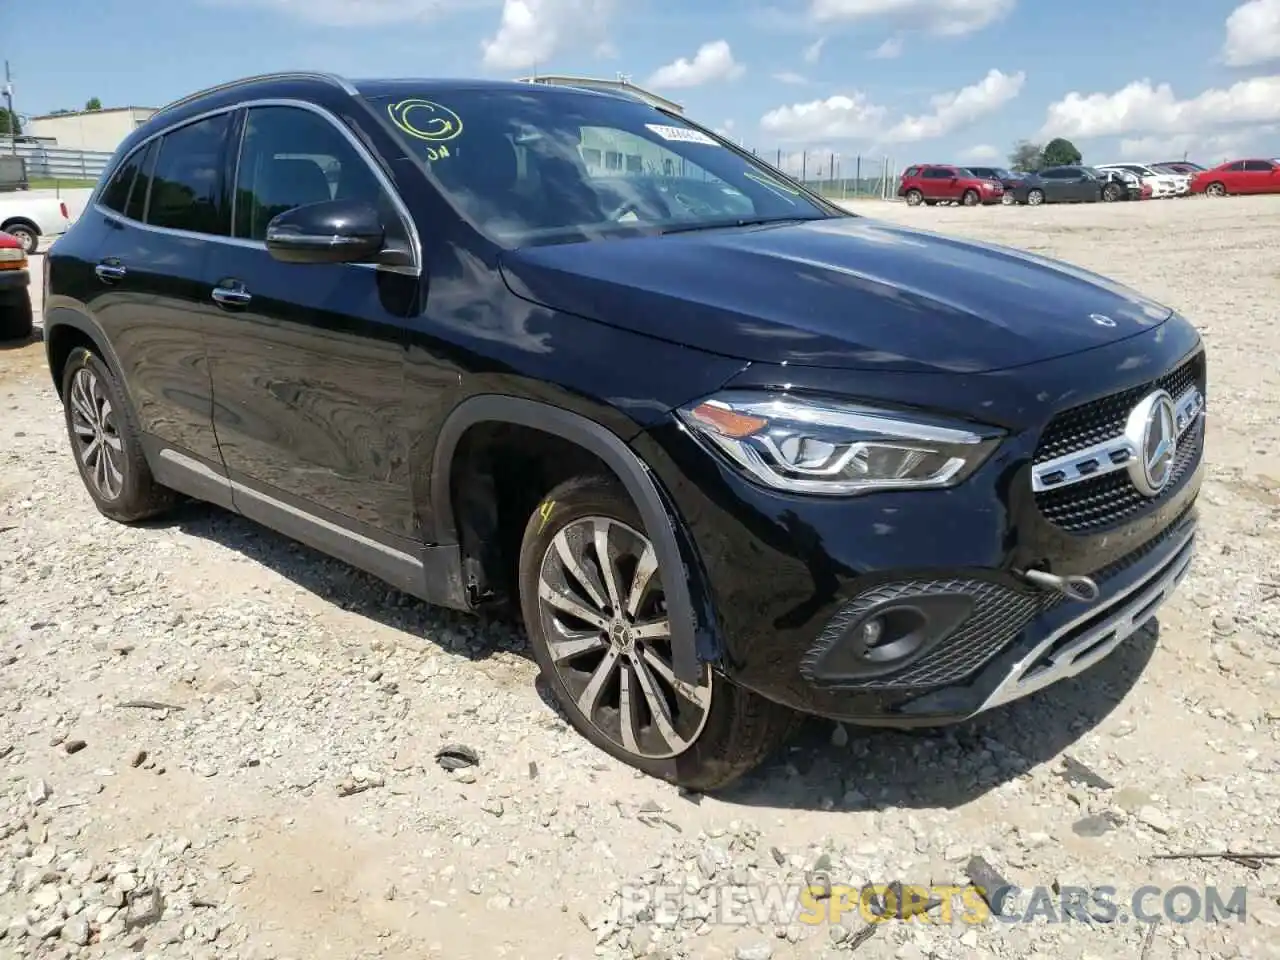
[42, 73, 1206, 790]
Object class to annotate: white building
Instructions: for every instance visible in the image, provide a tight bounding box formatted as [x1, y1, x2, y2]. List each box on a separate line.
[27, 107, 157, 153]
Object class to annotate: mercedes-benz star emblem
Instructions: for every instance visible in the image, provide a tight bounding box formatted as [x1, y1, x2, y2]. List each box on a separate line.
[1122, 390, 1177, 497]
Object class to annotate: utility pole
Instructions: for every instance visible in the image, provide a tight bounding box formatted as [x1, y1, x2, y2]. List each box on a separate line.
[3, 60, 15, 154]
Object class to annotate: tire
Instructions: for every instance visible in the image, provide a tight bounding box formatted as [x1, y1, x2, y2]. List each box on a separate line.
[1001, 193, 1015, 205]
[2, 222, 38, 254]
[518, 475, 799, 791]
[1205, 181, 1226, 198]
[0, 291, 33, 342]
[904, 189, 923, 206]
[59, 346, 177, 523]
[961, 189, 979, 206]
[1027, 189, 1045, 206]
[1102, 183, 1123, 202]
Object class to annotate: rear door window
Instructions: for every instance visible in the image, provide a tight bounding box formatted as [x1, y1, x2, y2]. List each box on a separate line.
[147, 113, 232, 235]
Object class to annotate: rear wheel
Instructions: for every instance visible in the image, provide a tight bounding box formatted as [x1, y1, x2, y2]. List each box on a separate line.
[1001, 192, 1015, 205]
[961, 189, 980, 206]
[2, 222, 38, 254]
[518, 475, 799, 791]
[1205, 181, 1226, 197]
[904, 189, 924, 206]
[59, 346, 177, 522]
[1027, 189, 1045, 206]
[1102, 182, 1123, 202]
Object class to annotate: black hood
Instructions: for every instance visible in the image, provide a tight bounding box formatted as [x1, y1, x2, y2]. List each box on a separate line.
[498, 216, 1174, 374]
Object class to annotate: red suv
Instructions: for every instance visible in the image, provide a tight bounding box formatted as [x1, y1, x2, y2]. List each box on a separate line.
[899, 164, 1004, 206]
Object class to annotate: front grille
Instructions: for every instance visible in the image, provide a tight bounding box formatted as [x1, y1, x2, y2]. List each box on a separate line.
[803, 579, 1049, 691]
[1033, 352, 1205, 533]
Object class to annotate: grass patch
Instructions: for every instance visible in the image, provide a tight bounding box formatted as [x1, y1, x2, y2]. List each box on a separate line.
[26, 178, 98, 190]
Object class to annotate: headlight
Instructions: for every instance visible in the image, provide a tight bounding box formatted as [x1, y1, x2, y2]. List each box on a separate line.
[676, 391, 1003, 496]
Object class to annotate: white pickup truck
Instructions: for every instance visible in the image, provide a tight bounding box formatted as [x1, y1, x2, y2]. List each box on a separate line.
[0, 192, 72, 254]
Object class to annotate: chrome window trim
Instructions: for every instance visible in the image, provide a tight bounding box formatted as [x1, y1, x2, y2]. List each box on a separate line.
[91, 96, 422, 278]
[1030, 384, 1204, 494]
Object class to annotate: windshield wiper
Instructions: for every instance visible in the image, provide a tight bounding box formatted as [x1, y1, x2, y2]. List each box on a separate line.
[659, 215, 826, 236]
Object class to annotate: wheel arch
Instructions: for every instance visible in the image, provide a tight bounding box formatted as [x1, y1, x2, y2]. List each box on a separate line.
[430, 395, 714, 684]
[43, 307, 136, 406]
[0, 216, 39, 234]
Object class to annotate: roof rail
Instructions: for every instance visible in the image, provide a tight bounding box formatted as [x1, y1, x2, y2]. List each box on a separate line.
[153, 71, 358, 117]
[516, 74, 684, 114]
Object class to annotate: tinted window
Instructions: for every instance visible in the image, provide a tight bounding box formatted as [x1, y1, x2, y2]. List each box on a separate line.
[147, 113, 231, 235]
[922, 168, 952, 179]
[903, 166, 920, 176]
[1226, 162, 1246, 171]
[373, 89, 834, 246]
[125, 141, 158, 222]
[100, 147, 144, 213]
[233, 105, 392, 242]
[1243, 160, 1273, 171]
[1040, 169, 1065, 179]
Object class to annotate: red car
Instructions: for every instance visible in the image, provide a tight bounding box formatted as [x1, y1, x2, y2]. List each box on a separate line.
[898, 164, 1004, 206]
[1190, 158, 1280, 197]
[0, 230, 32, 341]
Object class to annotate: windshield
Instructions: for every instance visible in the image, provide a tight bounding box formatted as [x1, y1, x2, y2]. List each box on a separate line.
[372, 90, 838, 246]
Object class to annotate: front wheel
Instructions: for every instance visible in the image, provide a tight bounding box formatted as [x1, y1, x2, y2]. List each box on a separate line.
[1027, 189, 1045, 206]
[1001, 193, 1015, 205]
[1205, 181, 1226, 197]
[961, 189, 979, 206]
[518, 475, 799, 791]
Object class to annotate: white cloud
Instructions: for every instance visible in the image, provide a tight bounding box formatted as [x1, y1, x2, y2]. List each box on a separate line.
[803, 37, 827, 62]
[773, 71, 810, 84]
[760, 67, 1022, 144]
[1040, 75, 1280, 140]
[809, 0, 1016, 36]
[1223, 0, 1280, 67]
[883, 68, 1024, 141]
[870, 36, 904, 58]
[1117, 128, 1275, 163]
[960, 143, 1000, 161]
[761, 93, 888, 141]
[200, 0, 478, 25]
[481, 0, 615, 71]
[648, 40, 745, 88]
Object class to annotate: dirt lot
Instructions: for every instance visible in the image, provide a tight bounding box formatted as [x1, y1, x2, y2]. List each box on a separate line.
[2, 197, 1278, 960]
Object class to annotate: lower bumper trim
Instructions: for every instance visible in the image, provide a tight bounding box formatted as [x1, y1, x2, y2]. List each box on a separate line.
[974, 529, 1195, 715]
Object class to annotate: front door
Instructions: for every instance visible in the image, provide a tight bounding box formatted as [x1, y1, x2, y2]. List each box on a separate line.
[203, 103, 424, 567]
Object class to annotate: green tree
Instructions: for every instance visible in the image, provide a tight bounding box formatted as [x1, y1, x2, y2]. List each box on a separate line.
[0, 110, 19, 136]
[84, 97, 103, 111]
[1009, 140, 1042, 173]
[1041, 137, 1082, 166]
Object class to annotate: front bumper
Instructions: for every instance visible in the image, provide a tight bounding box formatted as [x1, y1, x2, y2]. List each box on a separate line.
[0, 267, 30, 299]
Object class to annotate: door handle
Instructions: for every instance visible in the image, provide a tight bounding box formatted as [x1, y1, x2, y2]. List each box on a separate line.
[94, 261, 126, 283]
[211, 282, 252, 307]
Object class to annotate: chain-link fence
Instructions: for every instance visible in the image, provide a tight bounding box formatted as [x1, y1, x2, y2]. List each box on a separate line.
[740, 149, 901, 201]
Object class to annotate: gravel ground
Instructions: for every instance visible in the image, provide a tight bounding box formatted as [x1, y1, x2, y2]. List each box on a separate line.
[2, 196, 1278, 960]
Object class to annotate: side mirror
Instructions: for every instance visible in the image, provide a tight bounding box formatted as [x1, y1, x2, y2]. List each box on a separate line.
[265, 198, 386, 265]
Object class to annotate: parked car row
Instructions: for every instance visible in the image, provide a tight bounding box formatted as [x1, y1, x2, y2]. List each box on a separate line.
[898, 157, 1280, 207]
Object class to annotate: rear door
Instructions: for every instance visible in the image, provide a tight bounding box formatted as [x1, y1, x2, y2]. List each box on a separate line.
[920, 166, 952, 200]
[86, 112, 232, 472]
[202, 101, 424, 561]
[1038, 168, 1069, 201]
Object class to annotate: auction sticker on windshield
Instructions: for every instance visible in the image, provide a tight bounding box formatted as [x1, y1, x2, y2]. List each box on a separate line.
[645, 124, 719, 145]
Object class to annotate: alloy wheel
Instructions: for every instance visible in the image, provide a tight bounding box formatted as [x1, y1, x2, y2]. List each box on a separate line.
[535, 516, 712, 760]
[1206, 183, 1226, 197]
[1028, 190, 1044, 206]
[1001, 193, 1014, 205]
[68, 367, 125, 500]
